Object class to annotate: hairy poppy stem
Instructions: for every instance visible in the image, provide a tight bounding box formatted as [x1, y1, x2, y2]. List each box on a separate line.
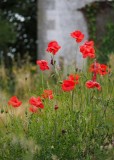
[51, 55, 54, 65]
[41, 72, 44, 90]
[92, 59, 97, 82]
[26, 113, 34, 138]
[75, 43, 78, 71]
[0, 116, 8, 132]
[54, 111, 57, 143]
[71, 91, 74, 112]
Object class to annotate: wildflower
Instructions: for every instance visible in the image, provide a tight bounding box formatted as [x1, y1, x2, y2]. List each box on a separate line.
[89, 62, 100, 74]
[36, 60, 49, 71]
[46, 40, 61, 55]
[29, 106, 38, 113]
[99, 64, 109, 75]
[68, 74, 80, 84]
[85, 80, 101, 90]
[80, 40, 95, 58]
[61, 80, 75, 92]
[41, 90, 54, 100]
[91, 60, 97, 82]
[84, 40, 94, 47]
[8, 96, 22, 108]
[29, 97, 44, 109]
[70, 30, 84, 43]
[89, 63, 109, 76]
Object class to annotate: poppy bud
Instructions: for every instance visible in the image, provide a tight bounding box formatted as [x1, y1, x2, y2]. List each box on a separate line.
[25, 111, 28, 116]
[5, 110, 8, 113]
[75, 68, 78, 72]
[54, 105, 58, 110]
[50, 58, 54, 65]
[58, 81, 62, 84]
[1, 109, 4, 114]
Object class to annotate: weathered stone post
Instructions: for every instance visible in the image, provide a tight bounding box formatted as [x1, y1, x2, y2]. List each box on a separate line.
[37, 0, 101, 69]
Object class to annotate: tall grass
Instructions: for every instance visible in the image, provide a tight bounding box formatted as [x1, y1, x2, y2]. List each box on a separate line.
[0, 52, 114, 159]
[0, 42, 114, 160]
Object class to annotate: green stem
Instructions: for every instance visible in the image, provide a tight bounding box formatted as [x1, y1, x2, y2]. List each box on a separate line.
[0, 116, 8, 132]
[75, 43, 78, 72]
[26, 113, 33, 138]
[71, 90, 74, 112]
[41, 71, 44, 90]
[54, 111, 57, 143]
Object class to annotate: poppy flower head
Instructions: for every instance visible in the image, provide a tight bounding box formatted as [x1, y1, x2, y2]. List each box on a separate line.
[46, 40, 61, 55]
[89, 63, 109, 76]
[99, 64, 108, 75]
[80, 41, 96, 59]
[70, 30, 84, 43]
[88, 47, 95, 58]
[29, 96, 44, 109]
[89, 62, 100, 73]
[85, 80, 101, 91]
[8, 96, 22, 108]
[36, 60, 49, 71]
[84, 41, 94, 47]
[80, 45, 89, 58]
[41, 90, 54, 100]
[94, 82, 101, 90]
[29, 106, 38, 113]
[61, 80, 75, 92]
[68, 74, 80, 84]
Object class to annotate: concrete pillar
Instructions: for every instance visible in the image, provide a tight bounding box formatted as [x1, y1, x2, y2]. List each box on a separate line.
[37, 0, 101, 69]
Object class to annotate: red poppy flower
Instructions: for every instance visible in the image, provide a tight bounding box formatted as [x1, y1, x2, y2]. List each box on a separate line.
[80, 41, 95, 58]
[36, 60, 49, 71]
[70, 30, 84, 43]
[46, 41, 61, 55]
[90, 60, 97, 82]
[99, 64, 108, 75]
[29, 97, 44, 109]
[89, 63, 109, 76]
[85, 80, 101, 90]
[89, 62, 100, 74]
[8, 96, 22, 108]
[68, 74, 80, 84]
[61, 80, 75, 92]
[29, 106, 38, 113]
[94, 82, 101, 90]
[41, 90, 54, 100]
[80, 45, 89, 58]
[84, 41, 94, 47]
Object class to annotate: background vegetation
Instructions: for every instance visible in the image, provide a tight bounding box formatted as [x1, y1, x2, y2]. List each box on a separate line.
[0, 0, 37, 68]
[82, 1, 114, 64]
[0, 1, 114, 159]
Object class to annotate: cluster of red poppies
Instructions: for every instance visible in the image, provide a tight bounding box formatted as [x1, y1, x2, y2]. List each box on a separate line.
[80, 41, 95, 58]
[8, 89, 54, 113]
[89, 62, 109, 76]
[36, 40, 61, 71]
[70, 30, 109, 91]
[85, 62, 109, 90]
[70, 31, 95, 58]
[8, 30, 110, 112]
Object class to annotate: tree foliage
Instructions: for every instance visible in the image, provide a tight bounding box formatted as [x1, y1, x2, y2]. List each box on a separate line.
[82, 1, 114, 64]
[0, 0, 37, 64]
